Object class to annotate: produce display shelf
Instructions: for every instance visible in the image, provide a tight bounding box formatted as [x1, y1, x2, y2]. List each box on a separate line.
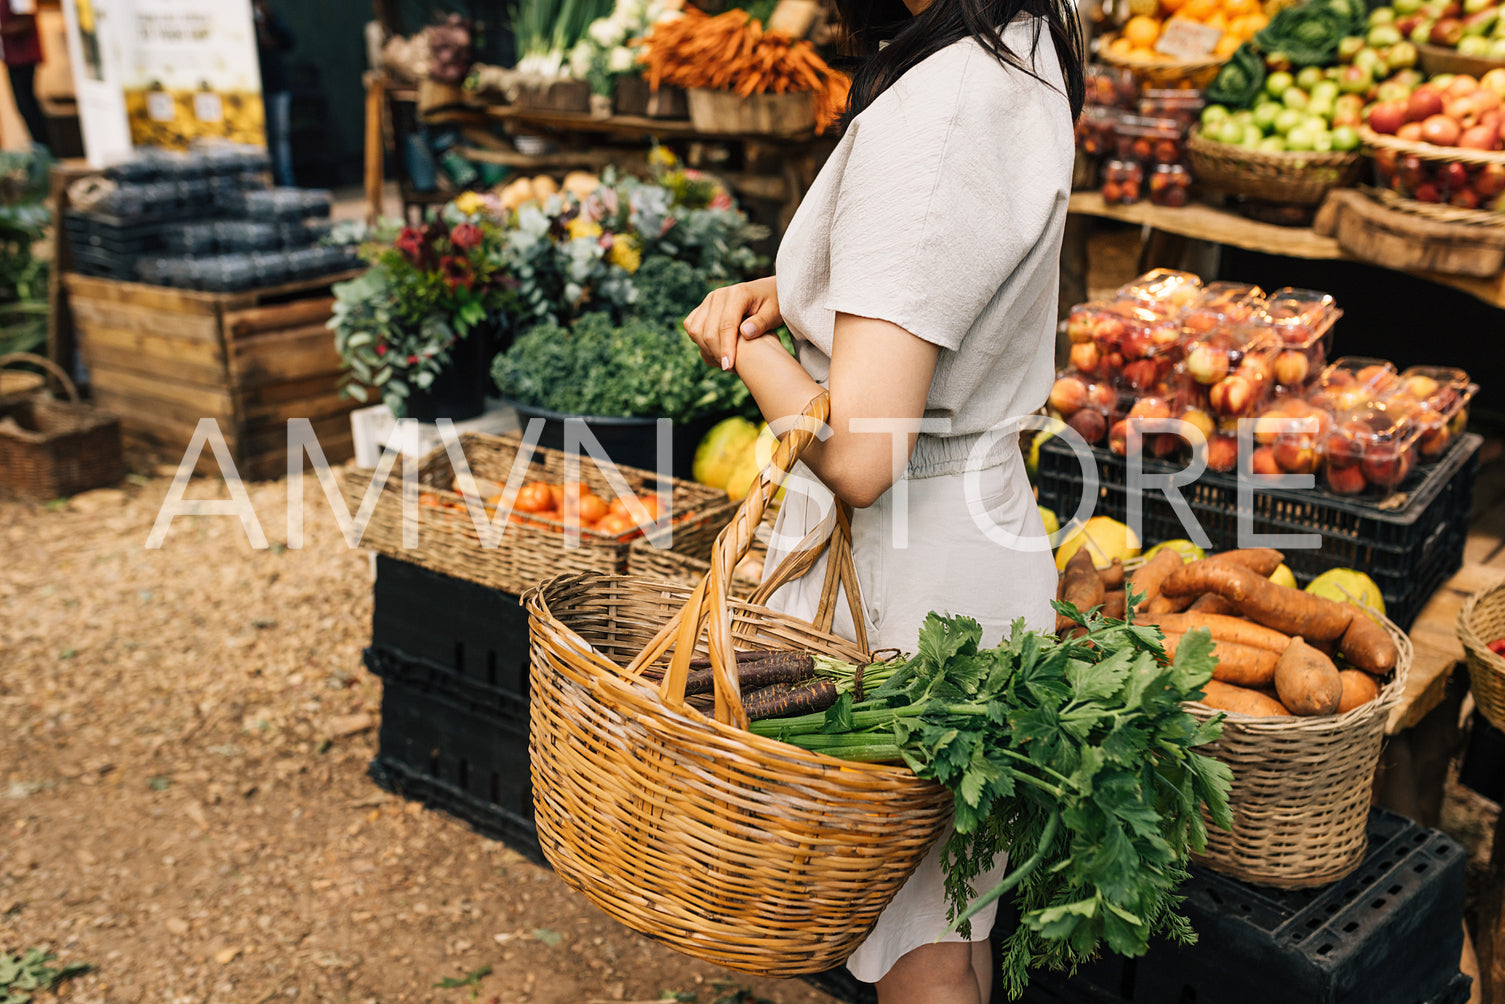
[1034, 433, 1482, 630]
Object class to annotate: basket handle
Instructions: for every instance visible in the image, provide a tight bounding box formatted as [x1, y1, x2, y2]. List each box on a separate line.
[625, 391, 869, 730]
[0, 352, 81, 405]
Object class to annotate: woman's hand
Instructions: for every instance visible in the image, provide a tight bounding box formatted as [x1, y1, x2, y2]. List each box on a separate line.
[683, 276, 781, 371]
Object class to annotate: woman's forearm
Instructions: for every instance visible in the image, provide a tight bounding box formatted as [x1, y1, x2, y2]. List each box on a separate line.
[733, 316, 939, 508]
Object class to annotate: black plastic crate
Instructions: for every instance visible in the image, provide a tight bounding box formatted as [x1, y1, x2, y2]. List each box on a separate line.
[371, 554, 531, 700]
[1035, 433, 1482, 630]
[364, 646, 542, 865]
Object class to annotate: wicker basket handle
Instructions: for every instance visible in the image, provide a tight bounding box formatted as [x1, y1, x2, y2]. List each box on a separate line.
[626, 391, 869, 730]
[0, 352, 80, 405]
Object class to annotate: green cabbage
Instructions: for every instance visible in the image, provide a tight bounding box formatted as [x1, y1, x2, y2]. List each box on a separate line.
[1207, 44, 1267, 109]
[1254, 1, 1351, 67]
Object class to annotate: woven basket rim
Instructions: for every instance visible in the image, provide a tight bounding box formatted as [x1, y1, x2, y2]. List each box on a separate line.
[526, 569, 946, 788]
[1183, 609, 1412, 727]
[1361, 185, 1505, 230]
[1098, 39, 1228, 73]
[1188, 125, 1367, 170]
[1360, 125, 1505, 167]
[1458, 577, 1505, 670]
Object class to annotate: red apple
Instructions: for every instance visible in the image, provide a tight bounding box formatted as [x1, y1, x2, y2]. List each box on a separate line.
[1108, 419, 1130, 457]
[1205, 436, 1239, 473]
[1369, 99, 1410, 135]
[1440, 160, 1472, 193]
[1067, 407, 1108, 444]
[1122, 359, 1160, 391]
[1118, 326, 1153, 360]
[1360, 443, 1409, 488]
[1274, 434, 1321, 474]
[1452, 188, 1481, 209]
[1151, 433, 1182, 459]
[1251, 445, 1282, 476]
[1049, 376, 1088, 416]
[1088, 382, 1119, 412]
[1325, 463, 1368, 495]
[1414, 181, 1442, 202]
[1421, 114, 1462, 147]
[1185, 343, 1231, 384]
[1446, 74, 1480, 99]
[1069, 340, 1102, 374]
[1398, 121, 1426, 142]
[1460, 125, 1499, 150]
[1407, 86, 1444, 123]
[1128, 397, 1173, 421]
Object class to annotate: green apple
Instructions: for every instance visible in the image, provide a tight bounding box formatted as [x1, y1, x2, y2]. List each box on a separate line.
[1331, 125, 1362, 150]
[1311, 80, 1341, 103]
[1258, 135, 1289, 153]
[1231, 109, 1255, 126]
[1215, 119, 1246, 145]
[1304, 113, 1331, 131]
[1297, 66, 1326, 90]
[1393, 0, 1422, 13]
[1338, 35, 1366, 62]
[1266, 70, 1295, 98]
[1387, 41, 1419, 69]
[1369, 6, 1397, 25]
[1340, 63, 1375, 94]
[1490, 36, 1505, 57]
[1306, 96, 1336, 119]
[1354, 48, 1388, 78]
[1374, 79, 1411, 102]
[1465, 0, 1494, 14]
[1283, 86, 1311, 110]
[1284, 127, 1317, 151]
[1312, 131, 1335, 152]
[1252, 101, 1283, 131]
[1274, 107, 1305, 135]
[1459, 34, 1493, 54]
[1201, 104, 1231, 128]
[1368, 23, 1404, 46]
[1243, 123, 1264, 146]
[1410, 20, 1435, 44]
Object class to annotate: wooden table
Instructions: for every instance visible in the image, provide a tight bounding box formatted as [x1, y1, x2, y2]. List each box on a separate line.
[1068, 191, 1505, 312]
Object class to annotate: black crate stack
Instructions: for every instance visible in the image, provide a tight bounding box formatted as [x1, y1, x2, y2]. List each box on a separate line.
[365, 555, 543, 865]
[64, 145, 360, 292]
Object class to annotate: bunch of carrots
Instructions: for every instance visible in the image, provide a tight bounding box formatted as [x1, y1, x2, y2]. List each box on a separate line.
[638, 7, 851, 133]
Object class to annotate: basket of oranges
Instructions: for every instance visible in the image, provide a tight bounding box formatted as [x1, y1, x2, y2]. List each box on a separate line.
[1100, 0, 1266, 89]
[338, 430, 739, 595]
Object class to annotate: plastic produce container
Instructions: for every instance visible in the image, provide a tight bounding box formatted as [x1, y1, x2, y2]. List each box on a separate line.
[1047, 368, 1126, 448]
[1324, 398, 1420, 496]
[1383, 366, 1478, 462]
[1065, 299, 1183, 390]
[1307, 356, 1400, 414]
[1101, 158, 1144, 204]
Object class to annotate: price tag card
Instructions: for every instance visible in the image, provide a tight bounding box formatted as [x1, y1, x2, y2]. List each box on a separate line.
[193, 91, 224, 123]
[146, 91, 176, 122]
[767, 0, 819, 37]
[1154, 17, 1222, 59]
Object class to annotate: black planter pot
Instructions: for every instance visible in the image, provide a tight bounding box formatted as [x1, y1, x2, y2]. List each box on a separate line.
[402, 323, 507, 423]
[504, 400, 725, 482]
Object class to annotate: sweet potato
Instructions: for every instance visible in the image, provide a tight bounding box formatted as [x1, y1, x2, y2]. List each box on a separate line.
[1103, 590, 1127, 620]
[1336, 669, 1381, 713]
[1274, 636, 1343, 716]
[1128, 549, 1185, 608]
[1199, 679, 1292, 717]
[1206, 548, 1286, 577]
[1338, 612, 1398, 675]
[1160, 631, 1279, 687]
[1140, 612, 1291, 653]
[1099, 559, 1125, 591]
[1187, 593, 1237, 616]
[1161, 562, 1354, 641]
[1144, 593, 1194, 614]
[1057, 546, 1105, 634]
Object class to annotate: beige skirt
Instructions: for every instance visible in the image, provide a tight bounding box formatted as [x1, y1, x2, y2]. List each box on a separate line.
[759, 445, 1057, 984]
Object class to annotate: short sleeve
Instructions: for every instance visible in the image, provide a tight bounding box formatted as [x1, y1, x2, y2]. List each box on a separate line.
[824, 41, 1069, 351]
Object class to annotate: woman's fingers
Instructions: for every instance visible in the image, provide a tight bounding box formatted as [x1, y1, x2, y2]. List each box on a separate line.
[685, 280, 778, 371]
[740, 299, 781, 340]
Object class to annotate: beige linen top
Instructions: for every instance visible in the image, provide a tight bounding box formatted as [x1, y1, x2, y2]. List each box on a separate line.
[774, 20, 1074, 478]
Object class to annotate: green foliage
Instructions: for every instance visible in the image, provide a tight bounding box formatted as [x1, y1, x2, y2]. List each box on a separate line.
[1206, 44, 1267, 109]
[433, 964, 492, 999]
[0, 949, 90, 1003]
[1254, 0, 1357, 66]
[0, 150, 53, 359]
[492, 309, 753, 421]
[750, 599, 1232, 999]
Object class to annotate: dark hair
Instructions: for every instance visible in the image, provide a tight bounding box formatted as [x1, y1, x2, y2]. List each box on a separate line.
[835, 0, 1086, 124]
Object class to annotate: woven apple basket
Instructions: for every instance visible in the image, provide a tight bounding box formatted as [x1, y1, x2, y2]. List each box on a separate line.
[524, 393, 952, 975]
[1098, 38, 1227, 89]
[1182, 614, 1411, 888]
[1188, 126, 1367, 206]
[1458, 578, 1505, 733]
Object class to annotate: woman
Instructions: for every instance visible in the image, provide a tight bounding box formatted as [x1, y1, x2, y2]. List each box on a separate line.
[682, 0, 1084, 998]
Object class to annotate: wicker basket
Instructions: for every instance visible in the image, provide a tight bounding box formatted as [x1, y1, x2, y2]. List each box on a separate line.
[628, 502, 776, 600]
[338, 430, 737, 596]
[0, 353, 125, 500]
[525, 394, 952, 975]
[1183, 614, 1411, 888]
[1188, 126, 1367, 206]
[1416, 42, 1505, 79]
[1363, 185, 1505, 229]
[1098, 40, 1227, 90]
[1458, 578, 1505, 733]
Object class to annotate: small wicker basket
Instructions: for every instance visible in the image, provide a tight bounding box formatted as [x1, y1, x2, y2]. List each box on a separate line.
[1183, 613, 1411, 888]
[1458, 578, 1505, 734]
[0, 353, 125, 500]
[1098, 40, 1227, 90]
[1188, 126, 1367, 206]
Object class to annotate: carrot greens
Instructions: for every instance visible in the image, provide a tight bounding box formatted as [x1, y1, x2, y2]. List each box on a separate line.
[747, 601, 1232, 999]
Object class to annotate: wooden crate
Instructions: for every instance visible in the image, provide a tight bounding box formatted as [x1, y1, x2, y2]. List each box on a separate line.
[65, 270, 363, 481]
